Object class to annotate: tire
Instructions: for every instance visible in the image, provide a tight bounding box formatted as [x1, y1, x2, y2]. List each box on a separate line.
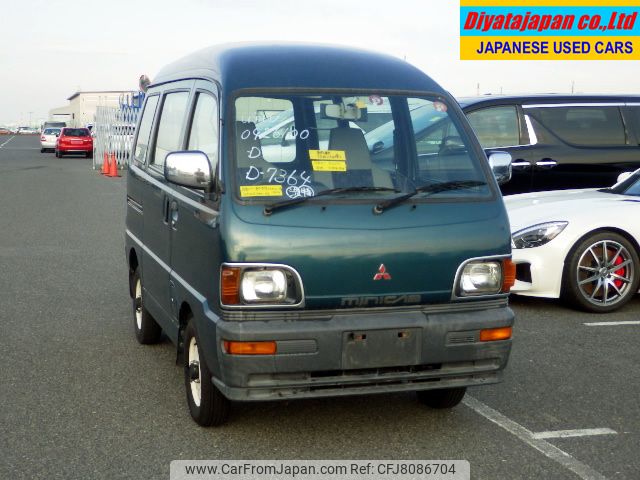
[184, 318, 230, 426]
[417, 387, 467, 409]
[55, 150, 59, 158]
[562, 231, 640, 313]
[86, 151, 93, 159]
[40, 148, 45, 153]
[131, 268, 162, 344]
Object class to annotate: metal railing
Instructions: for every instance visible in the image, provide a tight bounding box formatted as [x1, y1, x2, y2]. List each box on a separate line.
[93, 101, 140, 170]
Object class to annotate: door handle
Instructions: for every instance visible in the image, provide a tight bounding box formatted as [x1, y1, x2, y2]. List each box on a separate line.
[169, 200, 179, 228]
[163, 197, 170, 224]
[535, 159, 557, 170]
[511, 160, 532, 171]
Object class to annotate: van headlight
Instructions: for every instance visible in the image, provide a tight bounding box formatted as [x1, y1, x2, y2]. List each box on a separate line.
[512, 222, 568, 249]
[241, 270, 287, 302]
[458, 261, 502, 296]
[221, 264, 304, 307]
[455, 258, 515, 296]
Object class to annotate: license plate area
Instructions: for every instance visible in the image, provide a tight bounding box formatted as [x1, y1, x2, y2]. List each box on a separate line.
[342, 328, 421, 370]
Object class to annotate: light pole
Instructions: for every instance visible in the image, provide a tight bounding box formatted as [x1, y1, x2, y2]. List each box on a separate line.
[28, 112, 33, 128]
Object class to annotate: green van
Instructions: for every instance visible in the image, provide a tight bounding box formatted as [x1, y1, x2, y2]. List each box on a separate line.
[125, 43, 515, 426]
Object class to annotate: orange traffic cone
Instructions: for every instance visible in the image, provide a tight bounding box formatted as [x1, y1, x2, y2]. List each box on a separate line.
[101, 152, 109, 175]
[107, 153, 120, 178]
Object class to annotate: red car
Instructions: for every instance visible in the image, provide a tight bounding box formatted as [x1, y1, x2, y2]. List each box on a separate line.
[55, 128, 93, 158]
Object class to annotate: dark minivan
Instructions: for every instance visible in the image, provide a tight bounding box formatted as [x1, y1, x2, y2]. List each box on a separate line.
[459, 95, 640, 194]
[125, 43, 515, 426]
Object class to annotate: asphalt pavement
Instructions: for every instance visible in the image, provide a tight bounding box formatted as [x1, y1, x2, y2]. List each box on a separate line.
[1, 134, 638, 480]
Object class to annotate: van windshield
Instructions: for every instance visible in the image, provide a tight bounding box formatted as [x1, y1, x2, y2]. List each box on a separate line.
[233, 94, 491, 203]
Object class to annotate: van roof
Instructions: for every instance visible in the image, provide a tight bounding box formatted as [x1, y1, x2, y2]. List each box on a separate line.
[152, 42, 444, 94]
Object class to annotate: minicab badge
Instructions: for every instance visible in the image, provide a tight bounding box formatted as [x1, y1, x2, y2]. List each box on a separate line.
[373, 264, 392, 281]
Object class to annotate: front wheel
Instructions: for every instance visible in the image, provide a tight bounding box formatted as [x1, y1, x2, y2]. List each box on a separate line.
[417, 387, 467, 409]
[562, 231, 639, 313]
[131, 268, 162, 344]
[184, 319, 230, 426]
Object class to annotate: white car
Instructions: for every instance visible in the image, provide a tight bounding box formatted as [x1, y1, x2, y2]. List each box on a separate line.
[40, 127, 61, 152]
[505, 170, 640, 313]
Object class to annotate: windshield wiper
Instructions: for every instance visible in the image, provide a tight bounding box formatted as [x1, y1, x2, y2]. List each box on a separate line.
[373, 180, 487, 214]
[264, 186, 398, 215]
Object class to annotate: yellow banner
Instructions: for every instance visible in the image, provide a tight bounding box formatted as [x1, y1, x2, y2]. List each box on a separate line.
[460, 36, 640, 59]
[309, 150, 347, 161]
[312, 160, 347, 172]
[240, 185, 283, 197]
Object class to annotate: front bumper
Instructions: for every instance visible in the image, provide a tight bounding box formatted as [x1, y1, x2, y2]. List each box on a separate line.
[209, 300, 514, 401]
[511, 242, 566, 298]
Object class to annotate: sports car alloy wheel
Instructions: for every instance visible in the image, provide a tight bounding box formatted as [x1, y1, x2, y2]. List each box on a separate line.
[576, 240, 634, 307]
[564, 232, 640, 313]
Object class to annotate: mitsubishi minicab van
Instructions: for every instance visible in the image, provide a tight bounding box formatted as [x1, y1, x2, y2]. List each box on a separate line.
[125, 43, 516, 426]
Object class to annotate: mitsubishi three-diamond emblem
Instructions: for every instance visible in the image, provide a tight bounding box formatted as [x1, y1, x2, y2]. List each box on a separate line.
[373, 264, 392, 281]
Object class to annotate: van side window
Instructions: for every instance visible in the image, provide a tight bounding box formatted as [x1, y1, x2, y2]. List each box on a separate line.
[627, 106, 640, 142]
[153, 91, 190, 168]
[466, 106, 520, 148]
[133, 95, 159, 164]
[529, 106, 626, 146]
[187, 93, 219, 173]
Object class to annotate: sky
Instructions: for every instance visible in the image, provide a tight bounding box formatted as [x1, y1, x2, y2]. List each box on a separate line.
[1, 0, 639, 125]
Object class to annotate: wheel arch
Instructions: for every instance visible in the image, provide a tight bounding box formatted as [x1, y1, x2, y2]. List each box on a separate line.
[176, 301, 194, 364]
[563, 226, 640, 268]
[128, 247, 140, 298]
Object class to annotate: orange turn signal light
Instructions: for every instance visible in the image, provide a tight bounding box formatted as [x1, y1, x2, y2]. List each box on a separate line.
[502, 259, 516, 293]
[223, 340, 277, 355]
[221, 267, 241, 305]
[480, 326, 512, 342]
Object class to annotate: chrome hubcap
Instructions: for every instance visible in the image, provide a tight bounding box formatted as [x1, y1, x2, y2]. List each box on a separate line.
[188, 337, 202, 407]
[577, 240, 634, 306]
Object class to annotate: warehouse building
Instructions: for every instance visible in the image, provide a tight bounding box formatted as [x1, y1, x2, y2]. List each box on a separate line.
[48, 91, 140, 127]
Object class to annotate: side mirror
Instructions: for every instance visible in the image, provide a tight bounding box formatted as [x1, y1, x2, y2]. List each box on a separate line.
[371, 141, 385, 154]
[164, 151, 212, 190]
[616, 171, 633, 184]
[488, 152, 512, 185]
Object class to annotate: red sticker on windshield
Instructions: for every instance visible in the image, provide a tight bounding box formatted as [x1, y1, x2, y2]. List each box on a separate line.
[369, 95, 384, 106]
[433, 101, 447, 112]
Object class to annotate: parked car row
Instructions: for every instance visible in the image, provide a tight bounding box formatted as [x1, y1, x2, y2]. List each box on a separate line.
[40, 127, 93, 158]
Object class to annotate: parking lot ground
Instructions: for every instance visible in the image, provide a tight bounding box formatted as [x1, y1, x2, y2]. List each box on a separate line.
[1, 135, 639, 480]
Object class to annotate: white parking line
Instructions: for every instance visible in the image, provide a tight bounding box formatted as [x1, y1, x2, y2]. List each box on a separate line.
[463, 396, 608, 480]
[584, 321, 640, 326]
[0, 135, 15, 148]
[532, 428, 617, 440]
